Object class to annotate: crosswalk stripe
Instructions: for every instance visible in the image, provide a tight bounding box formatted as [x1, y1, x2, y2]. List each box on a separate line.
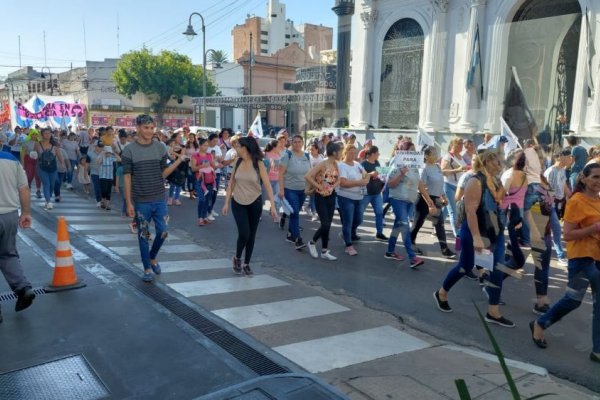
[111, 244, 208, 256]
[167, 275, 289, 297]
[134, 259, 232, 273]
[71, 224, 129, 230]
[48, 208, 102, 214]
[88, 233, 180, 242]
[212, 296, 350, 329]
[58, 216, 124, 221]
[273, 326, 430, 373]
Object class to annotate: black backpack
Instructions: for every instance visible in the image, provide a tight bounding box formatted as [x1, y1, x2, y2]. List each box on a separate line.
[39, 146, 57, 172]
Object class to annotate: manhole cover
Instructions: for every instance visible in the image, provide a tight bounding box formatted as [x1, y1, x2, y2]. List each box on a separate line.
[0, 354, 109, 400]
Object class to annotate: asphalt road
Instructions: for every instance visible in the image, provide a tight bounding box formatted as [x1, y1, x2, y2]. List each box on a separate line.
[165, 189, 600, 393]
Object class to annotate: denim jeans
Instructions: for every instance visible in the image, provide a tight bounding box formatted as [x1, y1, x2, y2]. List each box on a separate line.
[135, 201, 169, 272]
[309, 194, 316, 213]
[337, 195, 364, 246]
[537, 257, 600, 353]
[443, 182, 458, 237]
[387, 198, 415, 259]
[187, 169, 197, 192]
[195, 181, 214, 219]
[549, 207, 565, 259]
[54, 172, 65, 197]
[522, 183, 541, 244]
[208, 173, 222, 213]
[91, 174, 102, 202]
[361, 193, 384, 235]
[68, 159, 77, 184]
[168, 184, 181, 200]
[442, 221, 506, 305]
[263, 180, 281, 210]
[38, 168, 58, 202]
[284, 188, 306, 240]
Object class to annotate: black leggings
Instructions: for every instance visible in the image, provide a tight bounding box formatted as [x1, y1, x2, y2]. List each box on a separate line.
[100, 178, 113, 201]
[410, 195, 448, 250]
[313, 193, 336, 249]
[231, 197, 262, 264]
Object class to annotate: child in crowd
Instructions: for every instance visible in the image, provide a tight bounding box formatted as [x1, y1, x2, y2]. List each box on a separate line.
[77, 156, 91, 196]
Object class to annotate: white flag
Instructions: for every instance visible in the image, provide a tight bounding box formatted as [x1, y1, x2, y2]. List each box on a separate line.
[416, 127, 435, 148]
[249, 113, 263, 138]
[500, 117, 521, 156]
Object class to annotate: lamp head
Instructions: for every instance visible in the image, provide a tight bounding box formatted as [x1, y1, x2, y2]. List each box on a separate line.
[183, 25, 197, 41]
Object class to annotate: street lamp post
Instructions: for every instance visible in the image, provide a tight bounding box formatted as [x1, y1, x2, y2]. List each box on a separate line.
[183, 12, 207, 125]
[40, 66, 53, 96]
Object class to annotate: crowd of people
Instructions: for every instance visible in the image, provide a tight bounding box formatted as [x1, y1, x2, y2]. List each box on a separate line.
[1, 116, 598, 364]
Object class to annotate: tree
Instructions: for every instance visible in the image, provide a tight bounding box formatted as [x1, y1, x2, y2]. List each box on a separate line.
[112, 48, 217, 126]
[208, 50, 228, 66]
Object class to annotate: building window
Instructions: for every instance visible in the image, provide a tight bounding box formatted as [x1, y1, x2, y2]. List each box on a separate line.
[261, 31, 268, 35]
[261, 39, 268, 44]
[285, 34, 290, 39]
[285, 43, 289, 46]
[261, 49, 268, 54]
[379, 18, 424, 129]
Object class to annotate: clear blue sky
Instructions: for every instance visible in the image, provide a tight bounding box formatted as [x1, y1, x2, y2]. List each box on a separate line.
[0, 0, 338, 78]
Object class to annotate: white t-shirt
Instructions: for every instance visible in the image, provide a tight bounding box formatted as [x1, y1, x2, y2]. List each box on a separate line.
[224, 148, 238, 175]
[442, 153, 466, 186]
[209, 145, 223, 173]
[310, 153, 324, 168]
[524, 147, 542, 184]
[337, 161, 365, 201]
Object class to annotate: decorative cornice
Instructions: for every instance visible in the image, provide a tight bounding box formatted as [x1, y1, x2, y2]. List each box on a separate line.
[432, 0, 450, 13]
[360, 10, 378, 28]
[470, 0, 487, 7]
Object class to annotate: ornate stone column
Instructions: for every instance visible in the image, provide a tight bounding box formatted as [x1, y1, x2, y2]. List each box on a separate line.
[332, 0, 355, 127]
[458, 0, 487, 132]
[356, 2, 378, 129]
[587, 15, 600, 134]
[422, 0, 449, 130]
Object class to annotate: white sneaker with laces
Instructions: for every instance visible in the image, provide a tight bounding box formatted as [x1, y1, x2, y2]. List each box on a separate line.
[46, 202, 53, 210]
[97, 202, 102, 207]
[307, 241, 318, 259]
[311, 214, 319, 221]
[207, 215, 215, 221]
[557, 258, 568, 267]
[321, 250, 337, 261]
[212, 211, 219, 217]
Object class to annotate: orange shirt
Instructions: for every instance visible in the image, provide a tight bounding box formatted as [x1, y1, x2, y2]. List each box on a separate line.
[564, 192, 600, 260]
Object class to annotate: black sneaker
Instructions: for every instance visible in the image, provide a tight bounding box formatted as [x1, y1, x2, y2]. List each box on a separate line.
[485, 313, 515, 328]
[433, 290, 452, 313]
[376, 233, 389, 241]
[15, 287, 35, 312]
[279, 214, 286, 230]
[413, 247, 423, 256]
[295, 238, 306, 250]
[232, 256, 242, 275]
[242, 264, 253, 276]
[351, 234, 361, 242]
[36, 191, 42, 199]
[533, 303, 550, 315]
[285, 233, 295, 243]
[441, 248, 456, 259]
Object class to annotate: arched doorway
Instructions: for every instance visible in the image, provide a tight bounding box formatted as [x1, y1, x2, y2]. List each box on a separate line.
[503, 0, 582, 146]
[378, 19, 424, 129]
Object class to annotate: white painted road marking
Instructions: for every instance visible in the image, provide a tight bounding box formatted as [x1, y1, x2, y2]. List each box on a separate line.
[273, 326, 431, 373]
[212, 296, 351, 329]
[71, 224, 129, 230]
[167, 275, 290, 297]
[111, 244, 208, 256]
[134, 259, 232, 273]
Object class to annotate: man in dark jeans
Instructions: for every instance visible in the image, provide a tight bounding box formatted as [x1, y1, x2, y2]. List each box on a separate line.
[0, 151, 36, 322]
[122, 115, 187, 282]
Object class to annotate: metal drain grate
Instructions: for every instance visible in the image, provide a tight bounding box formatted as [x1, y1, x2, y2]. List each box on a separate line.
[27, 208, 291, 377]
[0, 287, 46, 302]
[0, 354, 109, 400]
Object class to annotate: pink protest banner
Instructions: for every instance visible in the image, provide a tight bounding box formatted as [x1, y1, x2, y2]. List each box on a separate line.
[16, 102, 86, 119]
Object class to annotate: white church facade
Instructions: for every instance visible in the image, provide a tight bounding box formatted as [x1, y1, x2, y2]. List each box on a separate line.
[348, 0, 600, 140]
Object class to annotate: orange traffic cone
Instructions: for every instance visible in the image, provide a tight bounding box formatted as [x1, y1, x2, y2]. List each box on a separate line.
[44, 216, 86, 292]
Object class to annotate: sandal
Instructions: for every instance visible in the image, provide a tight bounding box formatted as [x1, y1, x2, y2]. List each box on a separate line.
[529, 321, 547, 349]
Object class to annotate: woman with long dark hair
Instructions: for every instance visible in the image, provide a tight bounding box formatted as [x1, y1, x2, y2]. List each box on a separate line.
[222, 137, 277, 275]
[185, 133, 199, 199]
[34, 128, 64, 210]
[305, 142, 341, 260]
[531, 163, 600, 363]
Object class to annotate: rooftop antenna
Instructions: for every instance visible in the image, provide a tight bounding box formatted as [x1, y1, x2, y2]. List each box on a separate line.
[117, 13, 120, 57]
[18, 35, 22, 67]
[43, 30, 47, 66]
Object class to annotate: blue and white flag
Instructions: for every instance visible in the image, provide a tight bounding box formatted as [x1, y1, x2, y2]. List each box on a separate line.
[416, 127, 435, 148]
[249, 113, 263, 138]
[466, 24, 483, 99]
[500, 117, 521, 156]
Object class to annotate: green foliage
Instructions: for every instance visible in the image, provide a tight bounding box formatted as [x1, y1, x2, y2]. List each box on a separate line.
[455, 302, 555, 400]
[208, 50, 228, 65]
[112, 48, 217, 122]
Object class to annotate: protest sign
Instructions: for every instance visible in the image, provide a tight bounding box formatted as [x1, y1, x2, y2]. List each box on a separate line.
[392, 151, 425, 169]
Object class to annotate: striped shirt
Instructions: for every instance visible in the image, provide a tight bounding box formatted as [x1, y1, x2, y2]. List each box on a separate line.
[121, 141, 168, 203]
[99, 154, 116, 180]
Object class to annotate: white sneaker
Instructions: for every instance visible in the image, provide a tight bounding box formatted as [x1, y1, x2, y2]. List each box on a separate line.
[207, 215, 215, 221]
[311, 214, 319, 222]
[46, 202, 53, 210]
[307, 241, 318, 259]
[97, 201, 102, 207]
[321, 250, 337, 261]
[43, 202, 49, 210]
[211, 211, 219, 217]
[557, 258, 568, 267]
[66, 183, 73, 189]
